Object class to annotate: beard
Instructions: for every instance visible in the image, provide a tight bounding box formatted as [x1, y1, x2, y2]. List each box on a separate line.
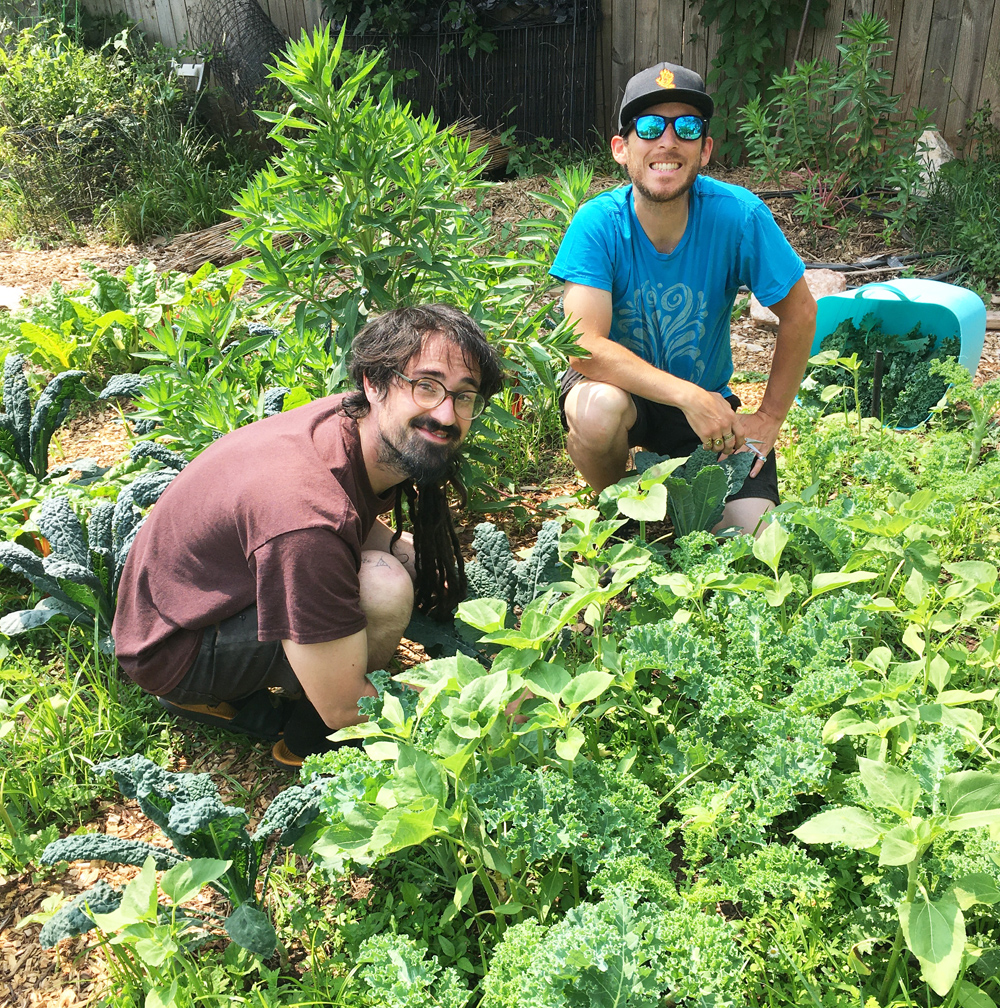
[377, 416, 463, 485]
[628, 155, 701, 204]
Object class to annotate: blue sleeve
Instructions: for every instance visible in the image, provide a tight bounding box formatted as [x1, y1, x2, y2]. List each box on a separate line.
[737, 203, 804, 307]
[549, 198, 616, 291]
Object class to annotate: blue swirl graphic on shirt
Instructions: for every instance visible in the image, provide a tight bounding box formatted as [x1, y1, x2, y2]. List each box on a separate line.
[613, 281, 708, 383]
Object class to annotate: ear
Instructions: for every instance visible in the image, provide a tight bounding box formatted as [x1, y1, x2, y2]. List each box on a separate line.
[362, 374, 384, 403]
[700, 135, 714, 167]
[610, 133, 629, 166]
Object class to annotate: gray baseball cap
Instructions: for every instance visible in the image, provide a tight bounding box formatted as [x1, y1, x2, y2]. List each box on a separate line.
[618, 62, 714, 133]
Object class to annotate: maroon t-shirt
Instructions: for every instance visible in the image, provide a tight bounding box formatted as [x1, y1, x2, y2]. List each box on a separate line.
[113, 395, 395, 694]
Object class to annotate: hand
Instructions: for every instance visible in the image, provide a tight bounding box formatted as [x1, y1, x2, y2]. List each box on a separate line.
[720, 411, 783, 478]
[679, 389, 746, 456]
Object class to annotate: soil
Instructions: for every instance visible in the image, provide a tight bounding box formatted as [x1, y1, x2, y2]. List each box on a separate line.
[1, 174, 999, 1006]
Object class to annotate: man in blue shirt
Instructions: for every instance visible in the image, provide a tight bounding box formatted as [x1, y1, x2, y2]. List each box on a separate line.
[552, 62, 817, 534]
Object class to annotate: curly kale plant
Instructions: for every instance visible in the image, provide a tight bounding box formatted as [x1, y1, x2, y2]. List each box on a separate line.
[465, 519, 563, 608]
[0, 353, 91, 477]
[481, 886, 744, 1008]
[40, 756, 326, 955]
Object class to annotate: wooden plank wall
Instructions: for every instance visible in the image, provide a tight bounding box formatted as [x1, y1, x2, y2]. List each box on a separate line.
[598, 0, 1000, 144]
[80, 0, 321, 51]
[79, 0, 999, 147]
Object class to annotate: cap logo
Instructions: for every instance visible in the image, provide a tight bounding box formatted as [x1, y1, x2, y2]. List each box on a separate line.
[655, 68, 675, 88]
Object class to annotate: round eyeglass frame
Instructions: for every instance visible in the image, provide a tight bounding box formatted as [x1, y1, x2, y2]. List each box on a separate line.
[629, 113, 708, 142]
[393, 370, 486, 420]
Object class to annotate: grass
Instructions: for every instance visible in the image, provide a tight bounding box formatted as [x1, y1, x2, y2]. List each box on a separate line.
[0, 631, 171, 875]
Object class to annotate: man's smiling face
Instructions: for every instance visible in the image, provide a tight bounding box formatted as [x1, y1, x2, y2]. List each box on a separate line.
[366, 331, 481, 485]
[611, 100, 713, 207]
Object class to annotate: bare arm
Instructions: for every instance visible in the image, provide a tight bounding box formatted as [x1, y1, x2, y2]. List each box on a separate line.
[281, 633, 378, 731]
[363, 519, 416, 580]
[563, 281, 750, 451]
[730, 275, 817, 476]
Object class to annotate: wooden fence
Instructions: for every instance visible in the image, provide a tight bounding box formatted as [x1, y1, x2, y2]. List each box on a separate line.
[600, 0, 1000, 142]
[79, 0, 1000, 145]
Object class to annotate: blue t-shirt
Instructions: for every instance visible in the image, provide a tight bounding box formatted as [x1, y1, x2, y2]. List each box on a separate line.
[550, 175, 804, 395]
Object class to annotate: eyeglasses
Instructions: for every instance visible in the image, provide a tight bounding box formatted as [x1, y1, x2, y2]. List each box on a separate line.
[628, 114, 708, 142]
[393, 371, 486, 420]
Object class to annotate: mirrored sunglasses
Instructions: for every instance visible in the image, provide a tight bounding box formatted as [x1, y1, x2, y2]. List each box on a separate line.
[630, 114, 707, 142]
[393, 371, 486, 420]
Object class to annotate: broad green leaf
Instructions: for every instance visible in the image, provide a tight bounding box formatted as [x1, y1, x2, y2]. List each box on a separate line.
[381, 693, 406, 729]
[456, 597, 507, 633]
[899, 891, 964, 997]
[858, 757, 921, 815]
[555, 725, 585, 762]
[810, 570, 878, 598]
[792, 807, 882, 849]
[950, 874, 1000, 909]
[753, 519, 789, 574]
[879, 825, 919, 866]
[369, 800, 440, 856]
[523, 660, 572, 702]
[955, 980, 998, 1008]
[939, 689, 997, 705]
[823, 708, 878, 743]
[942, 771, 1000, 830]
[93, 856, 158, 931]
[160, 858, 231, 906]
[560, 671, 615, 707]
[944, 561, 997, 592]
[135, 929, 177, 967]
[19, 321, 77, 370]
[617, 483, 667, 522]
[224, 903, 277, 957]
[439, 872, 476, 925]
[364, 740, 399, 762]
[145, 980, 179, 1008]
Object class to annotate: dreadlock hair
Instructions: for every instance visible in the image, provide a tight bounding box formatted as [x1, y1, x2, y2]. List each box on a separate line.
[339, 304, 504, 622]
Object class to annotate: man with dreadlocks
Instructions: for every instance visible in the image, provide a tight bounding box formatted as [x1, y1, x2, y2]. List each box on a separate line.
[113, 304, 504, 767]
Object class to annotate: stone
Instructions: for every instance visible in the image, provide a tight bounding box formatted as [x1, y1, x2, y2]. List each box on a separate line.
[915, 129, 955, 193]
[750, 268, 847, 329]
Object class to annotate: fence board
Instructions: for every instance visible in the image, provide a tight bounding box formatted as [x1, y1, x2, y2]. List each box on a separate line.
[633, 0, 659, 76]
[919, 0, 962, 124]
[978, 2, 1000, 119]
[945, 0, 994, 136]
[657, 0, 684, 64]
[895, 0, 934, 120]
[77, 0, 1000, 145]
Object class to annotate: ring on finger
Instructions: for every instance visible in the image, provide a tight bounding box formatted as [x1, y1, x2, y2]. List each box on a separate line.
[723, 432, 736, 442]
[711, 437, 724, 446]
[702, 442, 714, 451]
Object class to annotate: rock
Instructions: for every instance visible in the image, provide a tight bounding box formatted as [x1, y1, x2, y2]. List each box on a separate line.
[750, 269, 847, 329]
[915, 129, 955, 194]
[0, 286, 25, 312]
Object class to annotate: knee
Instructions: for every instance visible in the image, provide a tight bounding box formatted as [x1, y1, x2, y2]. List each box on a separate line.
[359, 550, 414, 615]
[565, 381, 634, 440]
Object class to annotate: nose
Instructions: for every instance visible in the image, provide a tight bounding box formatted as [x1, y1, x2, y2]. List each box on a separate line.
[428, 394, 459, 426]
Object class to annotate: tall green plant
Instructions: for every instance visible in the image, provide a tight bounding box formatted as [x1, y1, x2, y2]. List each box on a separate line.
[698, 0, 828, 162]
[738, 14, 932, 232]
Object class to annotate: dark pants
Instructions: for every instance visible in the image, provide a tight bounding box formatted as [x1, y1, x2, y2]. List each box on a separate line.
[559, 367, 780, 505]
[160, 605, 339, 758]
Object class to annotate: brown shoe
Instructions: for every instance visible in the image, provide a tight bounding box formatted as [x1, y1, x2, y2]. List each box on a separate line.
[272, 739, 304, 769]
[157, 697, 240, 725]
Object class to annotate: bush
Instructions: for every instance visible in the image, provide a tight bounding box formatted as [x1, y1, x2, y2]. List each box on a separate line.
[0, 20, 259, 241]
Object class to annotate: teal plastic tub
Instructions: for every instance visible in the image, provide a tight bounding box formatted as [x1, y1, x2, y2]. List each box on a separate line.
[809, 279, 987, 428]
[811, 278, 987, 376]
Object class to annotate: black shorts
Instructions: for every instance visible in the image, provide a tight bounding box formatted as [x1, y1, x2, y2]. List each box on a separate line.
[159, 605, 302, 706]
[559, 367, 779, 505]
